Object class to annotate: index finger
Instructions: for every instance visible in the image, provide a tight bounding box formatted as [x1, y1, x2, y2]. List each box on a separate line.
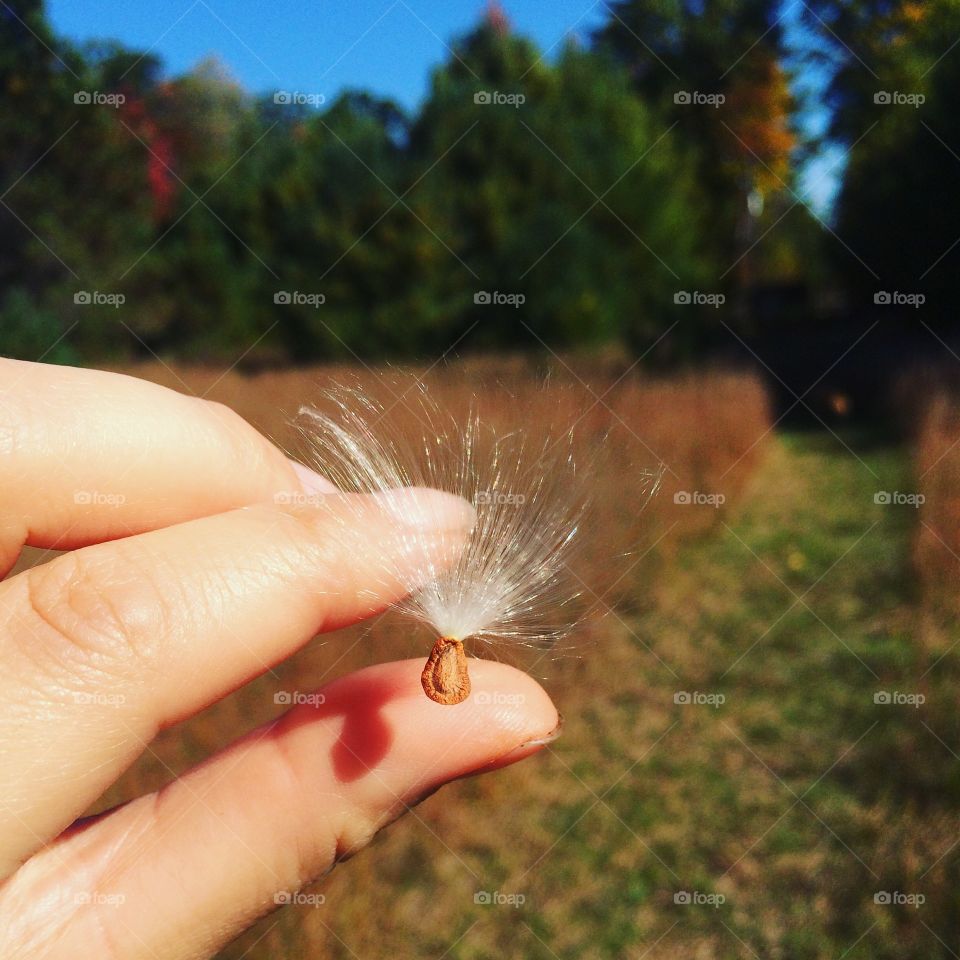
[0, 359, 317, 574]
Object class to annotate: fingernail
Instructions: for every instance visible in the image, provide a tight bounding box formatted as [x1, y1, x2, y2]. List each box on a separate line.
[290, 460, 338, 495]
[499, 712, 564, 760]
[405, 718, 562, 804]
[461, 713, 564, 778]
[374, 487, 475, 532]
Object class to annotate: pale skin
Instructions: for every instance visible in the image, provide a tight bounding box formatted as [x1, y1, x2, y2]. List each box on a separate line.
[0, 359, 560, 960]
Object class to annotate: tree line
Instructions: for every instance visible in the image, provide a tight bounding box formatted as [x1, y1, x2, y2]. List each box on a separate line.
[0, 0, 948, 366]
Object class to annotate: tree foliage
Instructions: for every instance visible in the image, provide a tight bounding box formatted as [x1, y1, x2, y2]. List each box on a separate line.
[802, 0, 960, 323]
[0, 2, 817, 365]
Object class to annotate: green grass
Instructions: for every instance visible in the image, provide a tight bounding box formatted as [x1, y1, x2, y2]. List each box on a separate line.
[521, 429, 960, 959]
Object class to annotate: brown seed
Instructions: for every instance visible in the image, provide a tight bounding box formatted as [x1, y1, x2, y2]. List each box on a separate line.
[421, 636, 470, 705]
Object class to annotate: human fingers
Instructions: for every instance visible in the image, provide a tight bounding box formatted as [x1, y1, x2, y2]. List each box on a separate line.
[0, 358, 327, 576]
[0, 488, 473, 876]
[0, 658, 559, 960]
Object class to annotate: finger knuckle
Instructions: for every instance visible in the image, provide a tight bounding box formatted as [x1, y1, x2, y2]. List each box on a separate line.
[200, 399, 285, 485]
[24, 545, 173, 673]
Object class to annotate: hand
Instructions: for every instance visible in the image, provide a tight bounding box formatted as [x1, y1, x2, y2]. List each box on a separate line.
[0, 359, 559, 960]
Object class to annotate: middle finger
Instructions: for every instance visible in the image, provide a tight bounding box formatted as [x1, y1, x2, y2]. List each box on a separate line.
[0, 489, 473, 877]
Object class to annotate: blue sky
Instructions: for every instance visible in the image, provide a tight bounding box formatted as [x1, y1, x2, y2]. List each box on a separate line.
[48, 1, 608, 107]
[47, 0, 839, 213]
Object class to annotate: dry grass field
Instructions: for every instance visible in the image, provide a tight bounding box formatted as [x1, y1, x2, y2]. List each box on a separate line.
[17, 358, 960, 958]
[90, 359, 771, 958]
[915, 392, 960, 613]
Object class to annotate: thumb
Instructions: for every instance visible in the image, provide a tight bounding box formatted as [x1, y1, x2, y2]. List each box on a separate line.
[5, 659, 559, 960]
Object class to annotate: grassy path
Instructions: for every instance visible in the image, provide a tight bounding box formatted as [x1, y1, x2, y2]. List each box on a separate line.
[522, 431, 958, 959]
